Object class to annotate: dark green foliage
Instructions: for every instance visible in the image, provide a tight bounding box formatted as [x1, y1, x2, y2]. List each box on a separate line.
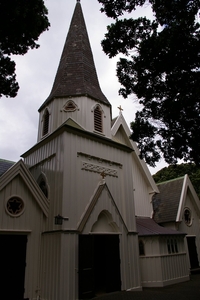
[0, 0, 50, 98]
[98, 0, 200, 166]
[153, 163, 200, 198]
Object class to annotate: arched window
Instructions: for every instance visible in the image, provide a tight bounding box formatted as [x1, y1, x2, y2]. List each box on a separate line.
[139, 240, 145, 256]
[184, 208, 192, 226]
[42, 108, 50, 136]
[37, 174, 48, 198]
[94, 105, 103, 132]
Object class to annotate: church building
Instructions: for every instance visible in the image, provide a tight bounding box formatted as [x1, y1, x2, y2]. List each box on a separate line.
[0, 1, 196, 299]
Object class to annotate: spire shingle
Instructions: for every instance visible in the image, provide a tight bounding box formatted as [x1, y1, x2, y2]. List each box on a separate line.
[39, 1, 110, 111]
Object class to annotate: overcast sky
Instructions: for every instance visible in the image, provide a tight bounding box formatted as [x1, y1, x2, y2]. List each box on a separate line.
[0, 0, 167, 174]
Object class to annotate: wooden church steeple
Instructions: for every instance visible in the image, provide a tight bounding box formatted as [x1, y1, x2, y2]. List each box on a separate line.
[39, 0, 110, 112]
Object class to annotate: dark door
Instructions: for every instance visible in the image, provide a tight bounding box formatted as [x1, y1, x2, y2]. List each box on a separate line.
[186, 236, 199, 269]
[79, 235, 121, 299]
[0, 234, 27, 300]
[79, 235, 95, 299]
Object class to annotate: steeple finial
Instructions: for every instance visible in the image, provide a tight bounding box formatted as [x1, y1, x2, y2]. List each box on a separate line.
[118, 105, 123, 114]
[39, 0, 110, 111]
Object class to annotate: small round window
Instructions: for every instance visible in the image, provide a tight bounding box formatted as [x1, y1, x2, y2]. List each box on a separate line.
[6, 196, 25, 217]
[184, 208, 192, 226]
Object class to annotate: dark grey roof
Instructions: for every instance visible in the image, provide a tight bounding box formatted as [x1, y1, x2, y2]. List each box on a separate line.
[136, 217, 185, 236]
[153, 177, 184, 224]
[39, 1, 110, 111]
[0, 159, 15, 177]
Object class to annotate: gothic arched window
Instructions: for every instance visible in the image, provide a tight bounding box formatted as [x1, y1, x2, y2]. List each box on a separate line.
[42, 108, 50, 136]
[139, 240, 145, 256]
[184, 208, 192, 226]
[37, 174, 49, 198]
[94, 105, 103, 132]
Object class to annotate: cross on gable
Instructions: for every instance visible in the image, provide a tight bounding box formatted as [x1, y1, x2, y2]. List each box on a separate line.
[100, 171, 106, 179]
[118, 105, 123, 112]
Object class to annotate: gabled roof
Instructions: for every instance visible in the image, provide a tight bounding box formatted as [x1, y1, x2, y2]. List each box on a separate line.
[153, 177, 184, 223]
[39, 1, 110, 111]
[0, 160, 49, 217]
[77, 182, 129, 233]
[111, 113, 159, 194]
[136, 217, 186, 236]
[22, 117, 133, 158]
[0, 159, 15, 177]
[153, 175, 200, 224]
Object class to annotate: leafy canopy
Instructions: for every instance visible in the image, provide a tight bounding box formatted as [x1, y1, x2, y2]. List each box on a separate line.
[153, 163, 200, 199]
[0, 0, 50, 98]
[98, 0, 200, 167]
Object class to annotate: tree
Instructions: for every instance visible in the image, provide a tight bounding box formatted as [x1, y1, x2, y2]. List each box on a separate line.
[0, 0, 50, 98]
[98, 0, 200, 167]
[153, 163, 200, 199]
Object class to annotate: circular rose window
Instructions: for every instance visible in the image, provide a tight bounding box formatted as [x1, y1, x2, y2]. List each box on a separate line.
[6, 196, 25, 216]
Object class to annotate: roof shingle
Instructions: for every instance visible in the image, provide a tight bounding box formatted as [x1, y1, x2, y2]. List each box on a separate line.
[153, 177, 184, 224]
[39, 1, 110, 111]
[0, 159, 15, 177]
[136, 217, 185, 236]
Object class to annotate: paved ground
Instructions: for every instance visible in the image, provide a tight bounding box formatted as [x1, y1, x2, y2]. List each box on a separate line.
[93, 273, 200, 300]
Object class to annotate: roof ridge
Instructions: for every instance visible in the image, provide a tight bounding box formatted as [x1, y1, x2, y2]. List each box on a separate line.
[0, 158, 15, 163]
[156, 175, 185, 185]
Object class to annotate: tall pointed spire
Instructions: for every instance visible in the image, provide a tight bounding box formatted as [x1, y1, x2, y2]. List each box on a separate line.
[39, 1, 110, 111]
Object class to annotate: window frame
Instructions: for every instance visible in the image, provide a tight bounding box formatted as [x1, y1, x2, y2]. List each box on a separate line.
[183, 207, 192, 226]
[139, 239, 145, 256]
[37, 173, 49, 198]
[63, 100, 78, 112]
[42, 108, 50, 136]
[93, 104, 103, 133]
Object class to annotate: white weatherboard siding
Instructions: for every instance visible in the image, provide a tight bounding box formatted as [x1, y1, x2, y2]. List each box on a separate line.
[0, 175, 44, 299]
[37, 96, 112, 141]
[40, 233, 78, 300]
[24, 128, 136, 232]
[139, 236, 189, 287]
[132, 154, 154, 217]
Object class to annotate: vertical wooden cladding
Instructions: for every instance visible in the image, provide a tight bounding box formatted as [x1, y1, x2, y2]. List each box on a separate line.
[139, 236, 189, 287]
[40, 233, 61, 299]
[37, 96, 112, 142]
[61, 131, 136, 231]
[23, 127, 141, 296]
[161, 253, 189, 283]
[132, 154, 153, 217]
[40, 232, 78, 300]
[24, 135, 64, 230]
[120, 233, 142, 291]
[0, 176, 44, 299]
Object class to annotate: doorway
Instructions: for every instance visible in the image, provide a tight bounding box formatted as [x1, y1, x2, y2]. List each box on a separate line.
[0, 234, 27, 300]
[79, 234, 121, 299]
[186, 236, 199, 269]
